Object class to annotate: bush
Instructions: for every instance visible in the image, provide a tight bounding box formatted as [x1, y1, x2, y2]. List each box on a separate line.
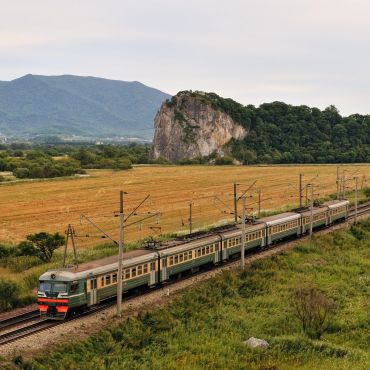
[0, 279, 21, 311]
[290, 284, 334, 339]
[215, 156, 234, 165]
[13, 167, 30, 178]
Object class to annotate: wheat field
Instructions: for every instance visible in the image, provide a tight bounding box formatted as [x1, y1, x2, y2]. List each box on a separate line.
[0, 165, 369, 248]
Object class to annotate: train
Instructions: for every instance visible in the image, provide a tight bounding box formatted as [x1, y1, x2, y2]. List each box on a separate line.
[37, 199, 349, 319]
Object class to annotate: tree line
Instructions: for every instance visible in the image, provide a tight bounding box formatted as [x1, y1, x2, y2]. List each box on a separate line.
[172, 91, 370, 164]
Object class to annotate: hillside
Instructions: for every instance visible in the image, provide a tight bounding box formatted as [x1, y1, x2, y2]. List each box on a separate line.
[17, 220, 370, 369]
[153, 91, 370, 163]
[0, 75, 170, 139]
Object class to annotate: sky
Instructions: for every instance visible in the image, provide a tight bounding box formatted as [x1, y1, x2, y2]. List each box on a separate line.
[1, 0, 369, 116]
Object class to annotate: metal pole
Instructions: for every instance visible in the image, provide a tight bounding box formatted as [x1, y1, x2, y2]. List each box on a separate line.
[336, 167, 339, 200]
[354, 177, 358, 224]
[117, 191, 124, 317]
[241, 195, 246, 269]
[299, 174, 303, 208]
[189, 202, 192, 234]
[258, 189, 261, 218]
[342, 172, 346, 199]
[233, 183, 237, 222]
[309, 184, 313, 238]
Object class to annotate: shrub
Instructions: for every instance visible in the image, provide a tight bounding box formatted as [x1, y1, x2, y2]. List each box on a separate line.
[0, 279, 21, 311]
[215, 156, 234, 165]
[290, 284, 334, 339]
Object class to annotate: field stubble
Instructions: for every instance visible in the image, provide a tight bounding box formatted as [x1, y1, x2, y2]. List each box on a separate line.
[0, 164, 369, 248]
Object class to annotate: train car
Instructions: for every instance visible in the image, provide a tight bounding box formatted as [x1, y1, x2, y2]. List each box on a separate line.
[38, 249, 158, 319]
[260, 212, 301, 244]
[222, 222, 265, 260]
[300, 205, 329, 233]
[324, 200, 349, 223]
[158, 234, 221, 281]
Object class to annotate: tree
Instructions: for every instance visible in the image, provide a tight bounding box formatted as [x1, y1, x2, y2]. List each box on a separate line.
[291, 283, 334, 339]
[25, 232, 65, 262]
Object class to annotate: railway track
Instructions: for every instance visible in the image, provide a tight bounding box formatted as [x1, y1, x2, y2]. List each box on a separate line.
[1, 201, 369, 347]
[0, 310, 39, 331]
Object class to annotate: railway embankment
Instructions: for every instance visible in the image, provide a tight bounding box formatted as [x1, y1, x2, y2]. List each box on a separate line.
[1, 213, 369, 368]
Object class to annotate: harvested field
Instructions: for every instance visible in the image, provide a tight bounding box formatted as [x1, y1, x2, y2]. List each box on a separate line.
[0, 165, 369, 247]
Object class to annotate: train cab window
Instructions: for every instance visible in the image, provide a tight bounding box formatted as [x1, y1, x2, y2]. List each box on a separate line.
[112, 274, 117, 283]
[125, 269, 130, 279]
[106, 275, 111, 285]
[39, 281, 51, 293]
[138, 266, 143, 275]
[101, 277, 105, 287]
[144, 264, 148, 273]
[132, 267, 137, 277]
[70, 281, 79, 293]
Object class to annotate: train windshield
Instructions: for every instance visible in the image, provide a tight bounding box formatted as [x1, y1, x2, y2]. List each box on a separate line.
[39, 281, 67, 293]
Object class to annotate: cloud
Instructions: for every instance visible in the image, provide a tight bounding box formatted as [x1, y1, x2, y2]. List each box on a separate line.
[0, 0, 369, 115]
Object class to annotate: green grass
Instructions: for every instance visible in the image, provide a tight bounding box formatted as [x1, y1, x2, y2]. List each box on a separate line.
[10, 218, 370, 370]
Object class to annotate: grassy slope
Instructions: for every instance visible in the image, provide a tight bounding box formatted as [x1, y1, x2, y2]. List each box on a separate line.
[16, 219, 370, 370]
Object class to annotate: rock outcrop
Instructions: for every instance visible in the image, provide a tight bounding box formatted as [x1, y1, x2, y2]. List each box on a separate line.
[152, 91, 247, 162]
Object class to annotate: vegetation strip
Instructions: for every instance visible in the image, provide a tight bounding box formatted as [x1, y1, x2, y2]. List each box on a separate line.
[5, 216, 367, 369]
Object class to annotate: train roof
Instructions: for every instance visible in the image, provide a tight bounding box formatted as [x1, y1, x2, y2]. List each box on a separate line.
[40, 249, 157, 281]
[323, 200, 349, 209]
[299, 205, 329, 216]
[259, 212, 300, 226]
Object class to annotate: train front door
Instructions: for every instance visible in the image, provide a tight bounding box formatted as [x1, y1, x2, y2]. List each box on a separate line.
[89, 277, 97, 305]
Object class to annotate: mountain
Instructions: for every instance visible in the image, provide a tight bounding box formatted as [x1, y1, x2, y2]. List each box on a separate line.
[152, 91, 370, 163]
[0, 74, 171, 139]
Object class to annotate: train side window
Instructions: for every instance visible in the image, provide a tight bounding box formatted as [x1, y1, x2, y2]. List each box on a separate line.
[113, 274, 117, 283]
[144, 264, 148, 273]
[210, 245, 214, 253]
[70, 282, 79, 293]
[179, 254, 183, 263]
[90, 280, 94, 290]
[101, 277, 105, 287]
[138, 266, 143, 275]
[132, 267, 137, 277]
[189, 251, 193, 259]
[169, 256, 174, 266]
[184, 253, 188, 261]
[206, 246, 210, 254]
[197, 248, 201, 256]
[201, 248, 205, 256]
[106, 275, 111, 285]
[125, 269, 130, 279]
[174, 255, 179, 264]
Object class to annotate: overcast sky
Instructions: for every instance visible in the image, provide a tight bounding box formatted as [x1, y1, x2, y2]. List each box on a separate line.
[1, 0, 369, 115]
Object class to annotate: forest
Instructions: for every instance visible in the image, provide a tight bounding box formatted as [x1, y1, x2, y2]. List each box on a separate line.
[0, 143, 154, 180]
[180, 91, 370, 164]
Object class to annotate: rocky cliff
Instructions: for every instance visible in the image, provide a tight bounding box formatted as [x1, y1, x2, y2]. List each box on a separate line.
[152, 91, 247, 162]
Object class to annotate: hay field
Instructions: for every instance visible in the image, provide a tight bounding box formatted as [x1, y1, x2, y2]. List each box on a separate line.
[0, 165, 369, 248]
